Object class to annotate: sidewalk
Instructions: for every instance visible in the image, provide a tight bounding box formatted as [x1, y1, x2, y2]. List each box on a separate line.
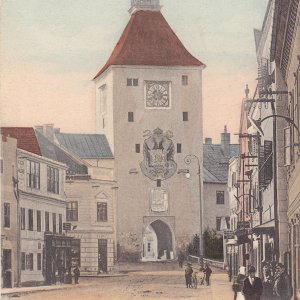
[1, 273, 128, 297]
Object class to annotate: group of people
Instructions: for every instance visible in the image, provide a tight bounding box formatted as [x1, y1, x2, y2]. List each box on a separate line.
[184, 262, 212, 288]
[232, 263, 293, 300]
[56, 263, 80, 285]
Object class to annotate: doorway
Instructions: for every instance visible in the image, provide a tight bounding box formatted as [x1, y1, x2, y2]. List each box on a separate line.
[98, 239, 107, 273]
[2, 249, 12, 288]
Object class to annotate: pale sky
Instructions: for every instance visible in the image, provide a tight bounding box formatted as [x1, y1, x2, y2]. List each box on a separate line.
[0, 0, 269, 143]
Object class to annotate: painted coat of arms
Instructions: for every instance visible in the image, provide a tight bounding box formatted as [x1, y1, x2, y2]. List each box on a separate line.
[140, 128, 177, 180]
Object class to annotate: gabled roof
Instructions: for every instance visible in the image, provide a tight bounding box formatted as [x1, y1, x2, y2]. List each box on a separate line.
[203, 144, 240, 183]
[55, 133, 113, 159]
[1, 127, 41, 156]
[94, 10, 204, 79]
[35, 130, 88, 175]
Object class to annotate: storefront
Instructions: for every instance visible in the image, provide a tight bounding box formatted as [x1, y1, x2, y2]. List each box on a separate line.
[44, 233, 73, 285]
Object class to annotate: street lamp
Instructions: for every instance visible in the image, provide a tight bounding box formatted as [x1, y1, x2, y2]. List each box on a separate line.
[184, 154, 203, 265]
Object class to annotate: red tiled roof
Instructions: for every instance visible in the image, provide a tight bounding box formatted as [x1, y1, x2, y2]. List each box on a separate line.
[94, 10, 204, 79]
[1, 127, 41, 156]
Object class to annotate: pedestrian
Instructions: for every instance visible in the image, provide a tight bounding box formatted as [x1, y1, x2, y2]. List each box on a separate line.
[185, 262, 193, 288]
[203, 263, 212, 286]
[273, 263, 293, 300]
[232, 266, 246, 300]
[242, 266, 263, 300]
[178, 251, 185, 268]
[262, 262, 274, 299]
[73, 265, 80, 284]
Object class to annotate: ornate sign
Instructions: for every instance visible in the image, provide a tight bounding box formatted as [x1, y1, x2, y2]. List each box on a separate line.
[140, 128, 177, 180]
[151, 188, 169, 212]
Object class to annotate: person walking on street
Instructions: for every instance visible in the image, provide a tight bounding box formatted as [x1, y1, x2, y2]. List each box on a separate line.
[185, 262, 193, 288]
[242, 266, 263, 300]
[73, 265, 80, 284]
[273, 263, 293, 300]
[178, 251, 185, 268]
[232, 266, 246, 300]
[203, 263, 212, 286]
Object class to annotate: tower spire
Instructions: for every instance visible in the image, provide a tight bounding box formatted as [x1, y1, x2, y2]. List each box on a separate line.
[129, 0, 161, 14]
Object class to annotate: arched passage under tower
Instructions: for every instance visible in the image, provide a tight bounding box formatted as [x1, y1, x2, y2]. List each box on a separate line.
[142, 219, 173, 261]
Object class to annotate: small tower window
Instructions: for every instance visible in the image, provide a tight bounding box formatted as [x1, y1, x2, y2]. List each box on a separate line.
[135, 144, 140, 153]
[177, 143, 182, 153]
[183, 112, 188, 121]
[127, 78, 139, 86]
[182, 75, 188, 86]
[128, 112, 134, 122]
[157, 179, 161, 187]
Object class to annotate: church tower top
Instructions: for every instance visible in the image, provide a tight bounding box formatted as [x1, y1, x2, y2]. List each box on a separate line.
[129, 0, 161, 14]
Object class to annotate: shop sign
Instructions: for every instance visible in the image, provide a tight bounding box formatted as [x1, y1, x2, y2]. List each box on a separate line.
[224, 230, 235, 239]
[237, 221, 251, 229]
[63, 222, 71, 231]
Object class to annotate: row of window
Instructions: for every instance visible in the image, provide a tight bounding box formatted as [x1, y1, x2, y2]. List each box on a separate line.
[20, 208, 63, 234]
[66, 201, 108, 222]
[21, 252, 42, 271]
[127, 111, 189, 122]
[26, 160, 59, 194]
[126, 76, 189, 87]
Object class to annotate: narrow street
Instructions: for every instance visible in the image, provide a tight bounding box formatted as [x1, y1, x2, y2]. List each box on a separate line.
[2, 266, 233, 300]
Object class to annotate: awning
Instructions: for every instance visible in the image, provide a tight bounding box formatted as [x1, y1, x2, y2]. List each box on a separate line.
[252, 219, 275, 234]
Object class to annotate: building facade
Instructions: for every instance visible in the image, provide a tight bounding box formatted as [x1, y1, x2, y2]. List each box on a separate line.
[94, 0, 205, 261]
[203, 127, 239, 234]
[271, 0, 300, 298]
[1, 135, 19, 288]
[1, 127, 71, 286]
[35, 126, 117, 274]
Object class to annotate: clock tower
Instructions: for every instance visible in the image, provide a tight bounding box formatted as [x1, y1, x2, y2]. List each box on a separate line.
[94, 0, 205, 262]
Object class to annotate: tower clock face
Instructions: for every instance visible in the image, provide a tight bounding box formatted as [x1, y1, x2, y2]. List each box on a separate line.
[145, 81, 170, 108]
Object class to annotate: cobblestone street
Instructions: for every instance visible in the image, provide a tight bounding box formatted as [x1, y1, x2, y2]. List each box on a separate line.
[2, 266, 234, 300]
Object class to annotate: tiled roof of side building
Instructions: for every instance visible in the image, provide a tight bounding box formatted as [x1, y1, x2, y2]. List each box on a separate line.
[1, 127, 42, 156]
[55, 133, 113, 159]
[35, 130, 88, 175]
[94, 10, 204, 79]
[203, 144, 240, 183]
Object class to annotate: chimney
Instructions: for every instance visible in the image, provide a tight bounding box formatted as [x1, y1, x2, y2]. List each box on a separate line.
[44, 124, 54, 142]
[205, 138, 212, 144]
[221, 125, 230, 157]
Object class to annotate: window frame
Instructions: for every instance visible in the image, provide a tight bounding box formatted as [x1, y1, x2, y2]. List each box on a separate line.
[128, 112, 134, 122]
[97, 202, 108, 222]
[4, 202, 10, 228]
[47, 166, 59, 194]
[183, 112, 189, 121]
[127, 78, 139, 86]
[36, 210, 41, 232]
[21, 208, 26, 230]
[26, 160, 40, 189]
[66, 201, 78, 221]
[45, 211, 50, 232]
[216, 191, 225, 205]
[28, 209, 34, 231]
[182, 75, 188, 86]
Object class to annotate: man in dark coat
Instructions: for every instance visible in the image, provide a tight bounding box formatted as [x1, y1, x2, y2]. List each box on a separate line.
[73, 265, 80, 284]
[203, 263, 212, 286]
[185, 262, 193, 288]
[242, 266, 263, 300]
[273, 263, 293, 300]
